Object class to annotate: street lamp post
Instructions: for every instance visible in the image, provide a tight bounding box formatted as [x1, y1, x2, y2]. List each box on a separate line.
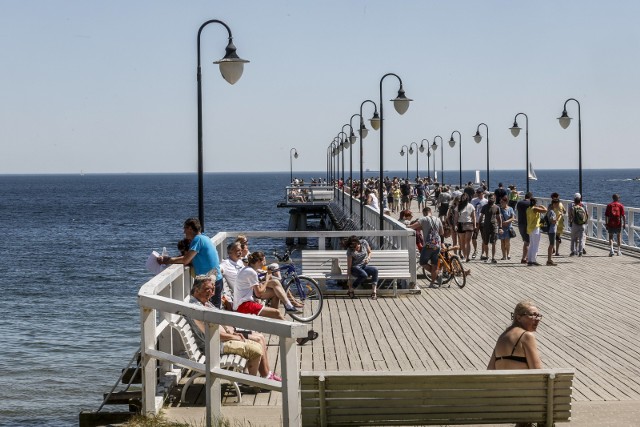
[558, 98, 583, 195]
[400, 144, 410, 180]
[509, 113, 530, 193]
[473, 123, 490, 189]
[448, 131, 462, 187]
[359, 100, 379, 230]
[430, 140, 438, 182]
[377, 73, 412, 246]
[341, 124, 356, 212]
[337, 131, 349, 209]
[409, 142, 419, 181]
[196, 19, 248, 232]
[420, 138, 431, 180]
[289, 148, 298, 184]
[433, 135, 444, 184]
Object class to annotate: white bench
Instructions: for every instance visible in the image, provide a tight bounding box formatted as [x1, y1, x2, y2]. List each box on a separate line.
[301, 369, 575, 426]
[300, 249, 416, 297]
[170, 318, 247, 404]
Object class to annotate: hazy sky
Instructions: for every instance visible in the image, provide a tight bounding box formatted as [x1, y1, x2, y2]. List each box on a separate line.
[1, 1, 639, 175]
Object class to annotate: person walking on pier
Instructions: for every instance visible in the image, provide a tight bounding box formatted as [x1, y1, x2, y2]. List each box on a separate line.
[479, 194, 503, 263]
[498, 196, 515, 260]
[410, 207, 444, 287]
[455, 194, 476, 262]
[568, 193, 588, 257]
[516, 192, 532, 264]
[605, 194, 626, 256]
[470, 188, 487, 260]
[525, 197, 547, 266]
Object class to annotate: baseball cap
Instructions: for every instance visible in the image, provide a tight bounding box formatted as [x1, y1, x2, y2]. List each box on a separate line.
[574, 192, 581, 199]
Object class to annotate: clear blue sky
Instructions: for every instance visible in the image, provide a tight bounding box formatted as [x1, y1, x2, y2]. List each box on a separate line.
[1, 1, 639, 174]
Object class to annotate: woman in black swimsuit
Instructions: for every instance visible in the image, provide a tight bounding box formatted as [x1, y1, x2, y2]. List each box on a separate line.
[487, 300, 543, 370]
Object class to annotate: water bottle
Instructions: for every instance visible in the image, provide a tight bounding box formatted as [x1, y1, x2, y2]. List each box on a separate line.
[161, 247, 168, 261]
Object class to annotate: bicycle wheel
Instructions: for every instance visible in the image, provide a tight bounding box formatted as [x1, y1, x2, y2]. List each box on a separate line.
[448, 256, 467, 289]
[284, 275, 323, 322]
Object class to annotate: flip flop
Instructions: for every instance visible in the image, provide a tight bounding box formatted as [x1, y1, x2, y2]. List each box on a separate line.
[297, 330, 319, 346]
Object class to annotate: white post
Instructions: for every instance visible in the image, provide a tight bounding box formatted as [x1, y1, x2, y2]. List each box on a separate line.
[204, 321, 222, 427]
[280, 337, 301, 427]
[140, 306, 157, 415]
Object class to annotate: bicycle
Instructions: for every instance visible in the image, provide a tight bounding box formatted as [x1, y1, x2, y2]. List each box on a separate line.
[423, 243, 467, 289]
[262, 250, 324, 322]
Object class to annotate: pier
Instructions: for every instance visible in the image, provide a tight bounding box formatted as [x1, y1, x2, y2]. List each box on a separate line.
[139, 190, 640, 426]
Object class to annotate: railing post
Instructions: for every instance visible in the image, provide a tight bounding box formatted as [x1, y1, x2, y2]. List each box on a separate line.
[280, 336, 301, 427]
[204, 321, 222, 427]
[140, 306, 157, 415]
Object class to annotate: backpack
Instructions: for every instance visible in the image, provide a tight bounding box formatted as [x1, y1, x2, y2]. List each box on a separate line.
[573, 204, 587, 225]
[540, 211, 550, 233]
[607, 203, 622, 228]
[424, 217, 441, 249]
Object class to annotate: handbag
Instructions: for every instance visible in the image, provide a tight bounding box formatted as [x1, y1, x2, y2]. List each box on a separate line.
[508, 228, 516, 238]
[330, 258, 343, 274]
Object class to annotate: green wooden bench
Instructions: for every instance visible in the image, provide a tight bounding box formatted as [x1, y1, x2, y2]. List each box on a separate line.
[301, 369, 574, 426]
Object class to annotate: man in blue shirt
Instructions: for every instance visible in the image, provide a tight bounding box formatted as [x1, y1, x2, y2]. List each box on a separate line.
[158, 217, 223, 308]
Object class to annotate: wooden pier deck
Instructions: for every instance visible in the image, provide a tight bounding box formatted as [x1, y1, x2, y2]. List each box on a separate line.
[167, 219, 640, 426]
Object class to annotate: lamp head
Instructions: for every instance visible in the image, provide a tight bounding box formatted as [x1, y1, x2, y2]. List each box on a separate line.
[359, 123, 369, 139]
[400, 149, 405, 156]
[370, 111, 381, 130]
[213, 39, 249, 85]
[419, 142, 425, 153]
[391, 87, 412, 115]
[431, 142, 438, 151]
[558, 110, 572, 129]
[448, 137, 456, 148]
[349, 132, 357, 146]
[510, 121, 521, 137]
[294, 150, 299, 159]
[409, 147, 414, 155]
[473, 131, 482, 144]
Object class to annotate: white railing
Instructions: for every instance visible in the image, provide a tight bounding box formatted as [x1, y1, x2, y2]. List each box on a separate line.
[138, 264, 308, 427]
[538, 197, 640, 252]
[284, 185, 334, 204]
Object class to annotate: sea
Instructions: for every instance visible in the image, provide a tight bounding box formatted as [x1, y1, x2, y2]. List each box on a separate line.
[1, 169, 638, 426]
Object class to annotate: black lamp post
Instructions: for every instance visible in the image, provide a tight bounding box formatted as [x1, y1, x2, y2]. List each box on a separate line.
[400, 144, 410, 180]
[337, 131, 348, 209]
[509, 113, 530, 193]
[558, 98, 583, 196]
[196, 19, 248, 232]
[409, 142, 419, 181]
[289, 148, 298, 184]
[341, 124, 356, 211]
[420, 138, 431, 180]
[359, 100, 379, 230]
[448, 131, 462, 187]
[433, 135, 444, 184]
[473, 123, 490, 189]
[377, 73, 412, 246]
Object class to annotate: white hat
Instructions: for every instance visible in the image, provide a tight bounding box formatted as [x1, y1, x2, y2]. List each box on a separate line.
[574, 192, 581, 199]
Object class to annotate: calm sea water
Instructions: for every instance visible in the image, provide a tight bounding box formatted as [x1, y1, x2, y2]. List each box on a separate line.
[0, 169, 638, 426]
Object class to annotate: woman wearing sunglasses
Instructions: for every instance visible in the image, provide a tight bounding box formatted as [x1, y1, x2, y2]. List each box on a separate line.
[487, 300, 543, 370]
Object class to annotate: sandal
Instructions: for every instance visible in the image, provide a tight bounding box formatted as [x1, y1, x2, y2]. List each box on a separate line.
[347, 289, 356, 299]
[370, 292, 378, 300]
[297, 330, 319, 346]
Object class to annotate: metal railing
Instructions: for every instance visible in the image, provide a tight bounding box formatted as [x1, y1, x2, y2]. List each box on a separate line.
[138, 262, 308, 427]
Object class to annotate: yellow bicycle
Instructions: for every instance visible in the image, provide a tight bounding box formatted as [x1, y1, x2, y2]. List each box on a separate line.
[423, 244, 467, 288]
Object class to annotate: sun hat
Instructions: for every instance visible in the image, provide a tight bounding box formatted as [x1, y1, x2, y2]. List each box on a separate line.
[574, 192, 581, 200]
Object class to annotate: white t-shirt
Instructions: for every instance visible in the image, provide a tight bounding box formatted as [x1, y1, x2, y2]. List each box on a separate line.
[233, 266, 259, 310]
[457, 203, 475, 223]
[220, 257, 243, 298]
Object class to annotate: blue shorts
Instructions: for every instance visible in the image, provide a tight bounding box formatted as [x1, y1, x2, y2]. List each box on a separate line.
[420, 246, 440, 266]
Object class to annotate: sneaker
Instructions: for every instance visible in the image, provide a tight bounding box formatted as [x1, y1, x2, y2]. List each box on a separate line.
[437, 274, 443, 286]
[472, 251, 477, 259]
[546, 260, 557, 266]
[480, 255, 488, 261]
[582, 249, 587, 255]
[569, 252, 576, 257]
[267, 372, 282, 382]
[491, 259, 497, 264]
[285, 305, 303, 314]
[617, 250, 621, 256]
[609, 250, 614, 257]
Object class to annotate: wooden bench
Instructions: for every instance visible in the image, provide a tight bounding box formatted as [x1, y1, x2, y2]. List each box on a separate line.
[300, 249, 416, 296]
[170, 318, 248, 404]
[300, 369, 574, 426]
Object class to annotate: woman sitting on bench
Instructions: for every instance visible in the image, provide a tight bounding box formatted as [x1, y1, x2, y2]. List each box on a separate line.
[345, 235, 379, 300]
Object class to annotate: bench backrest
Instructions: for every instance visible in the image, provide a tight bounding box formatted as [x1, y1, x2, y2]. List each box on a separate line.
[301, 250, 410, 276]
[300, 369, 574, 426]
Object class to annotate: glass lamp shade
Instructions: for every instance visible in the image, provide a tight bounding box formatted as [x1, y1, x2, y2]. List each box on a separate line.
[419, 143, 425, 153]
[370, 112, 381, 130]
[400, 150, 405, 156]
[391, 88, 412, 115]
[431, 142, 438, 151]
[409, 147, 414, 155]
[294, 152, 299, 159]
[349, 133, 357, 146]
[473, 131, 482, 143]
[448, 137, 456, 148]
[558, 111, 572, 129]
[213, 40, 249, 85]
[510, 123, 521, 137]
[359, 125, 369, 139]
